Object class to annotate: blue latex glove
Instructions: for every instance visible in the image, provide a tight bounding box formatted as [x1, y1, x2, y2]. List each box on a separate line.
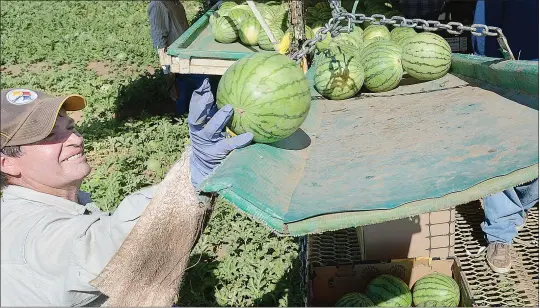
[188, 78, 253, 188]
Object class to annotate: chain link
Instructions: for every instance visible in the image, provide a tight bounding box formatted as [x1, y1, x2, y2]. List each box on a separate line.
[290, 0, 515, 62]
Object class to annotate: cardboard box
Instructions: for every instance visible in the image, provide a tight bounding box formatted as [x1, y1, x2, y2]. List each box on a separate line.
[307, 257, 476, 307]
[356, 208, 455, 260]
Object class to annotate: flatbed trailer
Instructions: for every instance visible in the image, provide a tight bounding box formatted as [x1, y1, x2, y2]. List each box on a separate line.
[164, 2, 539, 306]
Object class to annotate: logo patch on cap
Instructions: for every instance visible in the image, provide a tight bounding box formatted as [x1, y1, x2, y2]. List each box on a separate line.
[6, 89, 38, 105]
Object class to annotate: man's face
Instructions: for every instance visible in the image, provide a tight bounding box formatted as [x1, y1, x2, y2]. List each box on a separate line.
[13, 110, 91, 188]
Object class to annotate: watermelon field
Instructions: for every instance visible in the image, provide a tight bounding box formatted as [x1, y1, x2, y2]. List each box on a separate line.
[0, 1, 303, 306]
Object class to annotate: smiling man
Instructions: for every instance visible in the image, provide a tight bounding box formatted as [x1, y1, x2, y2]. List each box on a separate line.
[0, 82, 253, 306]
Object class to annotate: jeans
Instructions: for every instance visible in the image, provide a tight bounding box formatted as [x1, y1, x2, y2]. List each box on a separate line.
[472, 0, 539, 60]
[175, 74, 219, 115]
[482, 178, 538, 243]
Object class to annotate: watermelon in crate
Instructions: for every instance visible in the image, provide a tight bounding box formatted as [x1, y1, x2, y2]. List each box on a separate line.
[412, 273, 460, 307]
[335, 292, 375, 307]
[216, 53, 311, 144]
[365, 274, 413, 307]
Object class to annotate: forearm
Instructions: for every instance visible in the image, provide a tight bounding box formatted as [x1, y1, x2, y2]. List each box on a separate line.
[90, 149, 213, 306]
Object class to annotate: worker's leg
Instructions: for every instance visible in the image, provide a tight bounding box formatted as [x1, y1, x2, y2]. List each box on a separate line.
[481, 179, 538, 273]
[472, 0, 503, 58]
[175, 74, 211, 115]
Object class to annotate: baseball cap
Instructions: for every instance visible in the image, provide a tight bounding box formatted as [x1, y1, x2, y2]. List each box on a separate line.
[1, 88, 87, 149]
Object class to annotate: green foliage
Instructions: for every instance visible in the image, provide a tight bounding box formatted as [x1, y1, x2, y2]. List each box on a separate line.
[1, 1, 303, 306]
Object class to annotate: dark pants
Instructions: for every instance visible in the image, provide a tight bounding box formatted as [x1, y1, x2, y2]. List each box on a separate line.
[472, 0, 539, 60]
[174, 74, 220, 115]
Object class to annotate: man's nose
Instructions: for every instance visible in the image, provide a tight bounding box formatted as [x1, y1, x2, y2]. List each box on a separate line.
[66, 130, 84, 146]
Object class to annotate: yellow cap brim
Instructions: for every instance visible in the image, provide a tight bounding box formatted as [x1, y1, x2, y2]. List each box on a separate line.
[61, 94, 86, 111]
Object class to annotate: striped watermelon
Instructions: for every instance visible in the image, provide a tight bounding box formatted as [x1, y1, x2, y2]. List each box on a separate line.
[365, 274, 412, 307]
[313, 27, 333, 52]
[227, 8, 251, 27]
[412, 273, 460, 307]
[390, 27, 416, 41]
[365, 35, 389, 47]
[402, 32, 452, 81]
[218, 1, 238, 12]
[239, 17, 261, 46]
[349, 25, 365, 42]
[258, 25, 285, 51]
[216, 52, 311, 143]
[328, 40, 363, 58]
[212, 16, 238, 43]
[363, 25, 391, 42]
[335, 293, 375, 307]
[306, 2, 332, 27]
[209, 11, 220, 28]
[359, 40, 403, 92]
[314, 46, 365, 100]
[391, 27, 417, 47]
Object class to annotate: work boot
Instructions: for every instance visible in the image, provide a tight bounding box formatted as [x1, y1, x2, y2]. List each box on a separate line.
[486, 242, 512, 274]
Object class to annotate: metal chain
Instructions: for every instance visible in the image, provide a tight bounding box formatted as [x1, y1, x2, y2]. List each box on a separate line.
[290, 0, 515, 62]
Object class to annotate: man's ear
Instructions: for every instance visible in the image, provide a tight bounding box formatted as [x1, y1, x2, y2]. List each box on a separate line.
[0, 154, 21, 177]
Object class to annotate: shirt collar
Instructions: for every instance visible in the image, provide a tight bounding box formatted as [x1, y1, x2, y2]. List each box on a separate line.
[2, 185, 93, 215]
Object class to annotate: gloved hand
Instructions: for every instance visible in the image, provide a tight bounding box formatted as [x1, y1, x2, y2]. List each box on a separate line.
[188, 78, 253, 188]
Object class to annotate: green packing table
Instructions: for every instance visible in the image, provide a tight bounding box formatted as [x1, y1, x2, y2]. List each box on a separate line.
[167, 8, 539, 237]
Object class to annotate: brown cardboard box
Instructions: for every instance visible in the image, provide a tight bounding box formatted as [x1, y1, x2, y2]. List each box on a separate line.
[356, 208, 455, 260]
[307, 257, 476, 307]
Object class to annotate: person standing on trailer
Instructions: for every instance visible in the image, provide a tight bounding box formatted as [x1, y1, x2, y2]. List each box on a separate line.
[481, 180, 538, 273]
[148, 0, 216, 115]
[472, 0, 539, 60]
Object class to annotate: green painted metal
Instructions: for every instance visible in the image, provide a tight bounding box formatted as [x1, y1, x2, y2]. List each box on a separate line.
[200, 61, 538, 236]
[451, 54, 539, 98]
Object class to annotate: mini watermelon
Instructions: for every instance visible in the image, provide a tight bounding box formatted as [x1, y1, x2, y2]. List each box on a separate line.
[227, 8, 251, 27]
[363, 25, 391, 42]
[412, 273, 460, 307]
[365, 274, 412, 307]
[212, 16, 238, 43]
[402, 32, 452, 81]
[305, 2, 332, 27]
[359, 40, 403, 92]
[365, 35, 390, 47]
[314, 46, 365, 100]
[390, 27, 416, 41]
[216, 53, 311, 143]
[349, 25, 364, 42]
[209, 11, 220, 28]
[327, 40, 363, 58]
[335, 292, 375, 307]
[239, 17, 261, 46]
[218, 1, 237, 12]
[258, 25, 284, 51]
[313, 26, 332, 51]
